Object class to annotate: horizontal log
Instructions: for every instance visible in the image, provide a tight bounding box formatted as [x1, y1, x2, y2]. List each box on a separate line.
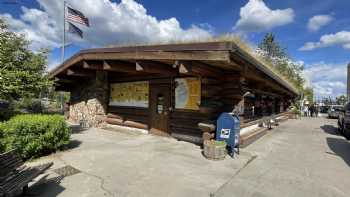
[201, 89, 220, 98]
[221, 83, 240, 89]
[124, 120, 148, 130]
[123, 115, 149, 124]
[198, 123, 216, 133]
[108, 106, 149, 116]
[107, 113, 123, 120]
[170, 127, 202, 137]
[201, 78, 221, 85]
[83, 50, 231, 61]
[105, 117, 123, 125]
[171, 133, 202, 145]
[170, 122, 200, 131]
[171, 111, 215, 120]
[220, 88, 242, 96]
[106, 118, 148, 130]
[203, 85, 223, 92]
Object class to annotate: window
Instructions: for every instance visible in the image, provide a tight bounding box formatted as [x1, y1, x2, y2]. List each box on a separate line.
[109, 81, 149, 107]
[174, 78, 201, 110]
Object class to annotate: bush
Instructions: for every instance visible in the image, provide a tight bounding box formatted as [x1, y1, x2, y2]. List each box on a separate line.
[14, 98, 43, 113]
[0, 101, 17, 121]
[0, 114, 71, 160]
[0, 127, 4, 153]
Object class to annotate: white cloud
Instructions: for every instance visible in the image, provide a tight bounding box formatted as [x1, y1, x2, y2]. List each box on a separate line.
[0, 0, 212, 51]
[300, 31, 350, 51]
[234, 0, 294, 32]
[303, 62, 347, 98]
[307, 14, 333, 32]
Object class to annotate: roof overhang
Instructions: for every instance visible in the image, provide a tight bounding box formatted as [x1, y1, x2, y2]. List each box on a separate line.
[50, 41, 298, 96]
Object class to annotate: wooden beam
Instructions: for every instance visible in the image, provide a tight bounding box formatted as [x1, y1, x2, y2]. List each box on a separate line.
[82, 51, 230, 62]
[191, 61, 223, 77]
[67, 69, 95, 77]
[134, 60, 176, 75]
[54, 77, 73, 83]
[50, 50, 231, 78]
[179, 61, 223, 77]
[83, 61, 102, 70]
[103, 60, 137, 73]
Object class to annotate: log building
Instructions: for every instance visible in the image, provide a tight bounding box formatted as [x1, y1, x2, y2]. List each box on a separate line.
[50, 41, 298, 144]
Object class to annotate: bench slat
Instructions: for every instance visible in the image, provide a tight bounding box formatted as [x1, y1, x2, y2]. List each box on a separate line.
[0, 150, 24, 177]
[2, 163, 53, 194]
[0, 150, 53, 196]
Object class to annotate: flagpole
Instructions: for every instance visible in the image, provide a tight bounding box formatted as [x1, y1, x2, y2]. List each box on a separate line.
[61, 1, 66, 63]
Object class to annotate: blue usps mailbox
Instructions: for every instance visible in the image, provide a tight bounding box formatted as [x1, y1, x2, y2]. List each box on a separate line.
[216, 112, 240, 156]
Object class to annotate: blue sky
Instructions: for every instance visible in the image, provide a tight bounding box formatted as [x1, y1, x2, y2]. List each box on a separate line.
[0, 0, 349, 99]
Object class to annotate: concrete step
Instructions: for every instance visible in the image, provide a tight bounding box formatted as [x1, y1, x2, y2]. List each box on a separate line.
[240, 127, 269, 148]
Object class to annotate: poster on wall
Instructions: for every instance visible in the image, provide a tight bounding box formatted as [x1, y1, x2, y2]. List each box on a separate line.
[175, 78, 201, 110]
[109, 81, 149, 108]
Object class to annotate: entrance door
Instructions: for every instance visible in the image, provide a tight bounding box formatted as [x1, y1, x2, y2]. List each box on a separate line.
[150, 84, 171, 136]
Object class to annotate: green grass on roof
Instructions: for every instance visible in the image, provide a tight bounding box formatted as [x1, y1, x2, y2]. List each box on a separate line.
[106, 34, 299, 93]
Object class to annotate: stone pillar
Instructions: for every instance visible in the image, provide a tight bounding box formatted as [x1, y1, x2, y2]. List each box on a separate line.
[94, 71, 108, 127]
[68, 71, 108, 128]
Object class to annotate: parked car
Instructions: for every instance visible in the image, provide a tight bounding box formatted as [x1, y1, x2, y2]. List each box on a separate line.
[337, 103, 350, 140]
[328, 105, 343, 118]
[320, 105, 330, 113]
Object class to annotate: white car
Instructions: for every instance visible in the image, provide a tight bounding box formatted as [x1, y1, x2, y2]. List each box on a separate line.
[328, 105, 343, 119]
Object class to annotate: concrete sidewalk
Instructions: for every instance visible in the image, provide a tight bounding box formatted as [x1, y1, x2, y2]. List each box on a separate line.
[29, 128, 253, 197]
[214, 117, 350, 197]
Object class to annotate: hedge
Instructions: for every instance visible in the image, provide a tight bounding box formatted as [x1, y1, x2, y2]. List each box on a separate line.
[0, 114, 71, 160]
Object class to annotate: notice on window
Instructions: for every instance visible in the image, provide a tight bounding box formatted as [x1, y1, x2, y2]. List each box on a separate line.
[109, 81, 149, 108]
[175, 78, 201, 110]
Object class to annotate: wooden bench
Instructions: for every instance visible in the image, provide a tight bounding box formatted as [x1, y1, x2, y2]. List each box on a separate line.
[0, 150, 53, 197]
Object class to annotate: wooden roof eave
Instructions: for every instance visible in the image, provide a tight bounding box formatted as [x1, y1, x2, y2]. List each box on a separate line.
[229, 44, 299, 96]
[49, 50, 232, 79]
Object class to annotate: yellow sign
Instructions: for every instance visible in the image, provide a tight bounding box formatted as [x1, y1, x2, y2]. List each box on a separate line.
[175, 78, 201, 110]
[109, 81, 149, 107]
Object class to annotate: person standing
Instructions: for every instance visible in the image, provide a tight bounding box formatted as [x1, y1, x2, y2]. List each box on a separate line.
[303, 105, 309, 117]
[314, 105, 319, 117]
[309, 104, 314, 117]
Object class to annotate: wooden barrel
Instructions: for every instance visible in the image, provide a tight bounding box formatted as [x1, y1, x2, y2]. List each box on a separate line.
[203, 140, 227, 160]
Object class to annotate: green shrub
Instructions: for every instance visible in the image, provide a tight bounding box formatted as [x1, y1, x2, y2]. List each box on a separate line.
[14, 98, 43, 113]
[0, 101, 17, 121]
[0, 114, 71, 160]
[0, 126, 4, 153]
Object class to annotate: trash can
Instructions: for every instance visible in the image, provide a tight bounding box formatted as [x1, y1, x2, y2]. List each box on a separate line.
[216, 112, 240, 156]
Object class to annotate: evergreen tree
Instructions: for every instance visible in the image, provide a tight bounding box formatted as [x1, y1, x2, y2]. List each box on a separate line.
[257, 33, 310, 100]
[258, 33, 286, 59]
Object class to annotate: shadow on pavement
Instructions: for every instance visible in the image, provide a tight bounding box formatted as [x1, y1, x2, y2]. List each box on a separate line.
[320, 125, 340, 136]
[327, 137, 350, 167]
[30, 175, 65, 197]
[65, 139, 82, 150]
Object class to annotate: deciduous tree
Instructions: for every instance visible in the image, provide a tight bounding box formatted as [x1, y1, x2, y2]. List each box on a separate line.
[0, 19, 51, 100]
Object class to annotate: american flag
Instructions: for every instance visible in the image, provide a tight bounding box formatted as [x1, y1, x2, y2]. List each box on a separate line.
[67, 6, 89, 27]
[68, 22, 83, 38]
